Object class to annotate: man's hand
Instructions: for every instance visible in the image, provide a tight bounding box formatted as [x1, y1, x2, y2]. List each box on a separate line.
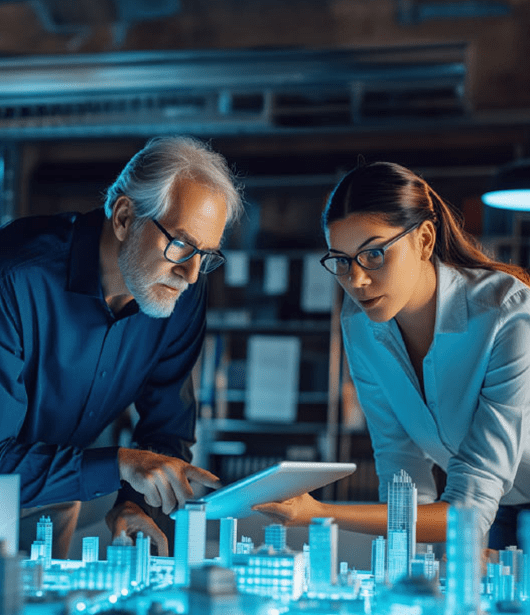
[105, 501, 169, 556]
[118, 448, 221, 515]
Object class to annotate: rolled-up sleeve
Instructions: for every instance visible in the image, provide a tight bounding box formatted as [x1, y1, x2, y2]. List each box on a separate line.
[442, 292, 530, 538]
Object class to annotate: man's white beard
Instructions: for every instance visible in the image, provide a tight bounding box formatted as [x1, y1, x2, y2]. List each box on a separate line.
[118, 226, 189, 319]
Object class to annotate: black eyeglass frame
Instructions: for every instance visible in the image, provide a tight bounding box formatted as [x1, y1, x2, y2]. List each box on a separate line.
[320, 222, 421, 275]
[151, 218, 226, 274]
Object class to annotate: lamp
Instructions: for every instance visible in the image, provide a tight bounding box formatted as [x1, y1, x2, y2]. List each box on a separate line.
[482, 159, 530, 210]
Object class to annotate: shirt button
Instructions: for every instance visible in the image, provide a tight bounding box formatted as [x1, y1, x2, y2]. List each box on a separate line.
[100, 371, 107, 378]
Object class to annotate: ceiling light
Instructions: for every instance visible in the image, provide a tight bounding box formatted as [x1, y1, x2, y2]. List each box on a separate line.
[482, 159, 530, 210]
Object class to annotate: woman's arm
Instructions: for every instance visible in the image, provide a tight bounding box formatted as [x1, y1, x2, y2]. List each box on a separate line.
[254, 493, 449, 542]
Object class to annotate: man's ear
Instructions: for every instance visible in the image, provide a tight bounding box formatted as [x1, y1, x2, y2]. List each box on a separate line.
[112, 196, 134, 242]
[419, 220, 436, 261]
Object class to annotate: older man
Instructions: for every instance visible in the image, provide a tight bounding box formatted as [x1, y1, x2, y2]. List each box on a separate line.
[0, 135, 243, 557]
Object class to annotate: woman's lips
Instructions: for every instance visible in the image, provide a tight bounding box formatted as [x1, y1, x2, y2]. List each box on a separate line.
[359, 296, 383, 309]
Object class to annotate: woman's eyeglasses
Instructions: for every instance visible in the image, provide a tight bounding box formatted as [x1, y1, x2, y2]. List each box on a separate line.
[320, 223, 420, 276]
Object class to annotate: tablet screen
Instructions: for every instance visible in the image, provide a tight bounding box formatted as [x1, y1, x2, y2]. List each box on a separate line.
[201, 460, 357, 519]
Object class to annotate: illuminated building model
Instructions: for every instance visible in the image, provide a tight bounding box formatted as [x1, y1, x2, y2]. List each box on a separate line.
[0, 540, 22, 615]
[5, 471, 530, 614]
[445, 504, 481, 615]
[387, 469, 417, 583]
[30, 516, 52, 569]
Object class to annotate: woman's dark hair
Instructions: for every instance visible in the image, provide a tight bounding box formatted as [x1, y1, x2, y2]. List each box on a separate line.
[322, 161, 530, 285]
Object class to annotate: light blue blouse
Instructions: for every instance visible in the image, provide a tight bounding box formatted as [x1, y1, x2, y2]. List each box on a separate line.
[341, 259, 530, 538]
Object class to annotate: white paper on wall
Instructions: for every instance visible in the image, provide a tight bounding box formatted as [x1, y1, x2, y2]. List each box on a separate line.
[245, 335, 301, 423]
[301, 254, 334, 312]
[224, 251, 250, 287]
[264, 254, 289, 295]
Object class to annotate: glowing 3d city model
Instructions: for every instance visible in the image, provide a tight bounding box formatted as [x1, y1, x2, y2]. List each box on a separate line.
[2, 469, 530, 615]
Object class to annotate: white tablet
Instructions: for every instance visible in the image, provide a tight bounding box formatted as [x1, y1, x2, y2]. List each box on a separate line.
[201, 460, 357, 520]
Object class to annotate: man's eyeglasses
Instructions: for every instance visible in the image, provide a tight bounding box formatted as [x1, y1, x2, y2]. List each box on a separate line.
[151, 219, 226, 274]
[320, 223, 420, 276]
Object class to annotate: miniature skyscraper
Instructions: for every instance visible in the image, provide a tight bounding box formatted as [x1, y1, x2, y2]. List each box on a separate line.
[308, 517, 338, 590]
[219, 517, 237, 568]
[0, 476, 20, 556]
[82, 537, 99, 563]
[445, 504, 480, 615]
[173, 501, 207, 586]
[107, 531, 136, 593]
[0, 540, 22, 615]
[372, 536, 386, 584]
[135, 532, 151, 587]
[518, 511, 530, 602]
[387, 470, 417, 583]
[264, 524, 286, 552]
[35, 516, 53, 569]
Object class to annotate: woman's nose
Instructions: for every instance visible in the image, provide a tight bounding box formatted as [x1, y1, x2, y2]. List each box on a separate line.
[346, 262, 372, 288]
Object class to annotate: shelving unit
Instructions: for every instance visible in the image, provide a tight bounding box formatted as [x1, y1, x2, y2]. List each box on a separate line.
[192, 244, 339, 486]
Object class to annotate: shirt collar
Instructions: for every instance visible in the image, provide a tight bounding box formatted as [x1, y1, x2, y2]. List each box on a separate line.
[434, 259, 468, 334]
[67, 208, 105, 297]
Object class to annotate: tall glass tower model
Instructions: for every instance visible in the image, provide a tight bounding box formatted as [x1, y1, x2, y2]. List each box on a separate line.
[445, 505, 480, 615]
[387, 470, 417, 584]
[308, 517, 338, 590]
[36, 516, 53, 569]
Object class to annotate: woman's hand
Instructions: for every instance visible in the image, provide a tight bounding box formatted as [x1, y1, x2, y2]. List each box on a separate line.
[252, 492, 326, 526]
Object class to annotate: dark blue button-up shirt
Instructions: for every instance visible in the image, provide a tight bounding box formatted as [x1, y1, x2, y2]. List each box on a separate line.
[0, 208, 206, 508]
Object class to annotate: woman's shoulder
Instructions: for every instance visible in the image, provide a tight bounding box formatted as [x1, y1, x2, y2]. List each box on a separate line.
[447, 262, 530, 312]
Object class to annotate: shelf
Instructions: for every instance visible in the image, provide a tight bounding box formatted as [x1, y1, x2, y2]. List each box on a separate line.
[206, 315, 331, 335]
[199, 390, 329, 404]
[197, 418, 329, 434]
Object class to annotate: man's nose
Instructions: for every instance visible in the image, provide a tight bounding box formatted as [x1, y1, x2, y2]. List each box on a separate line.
[175, 254, 201, 284]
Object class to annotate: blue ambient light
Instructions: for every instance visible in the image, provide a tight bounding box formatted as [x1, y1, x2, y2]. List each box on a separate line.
[482, 160, 530, 210]
[482, 189, 530, 210]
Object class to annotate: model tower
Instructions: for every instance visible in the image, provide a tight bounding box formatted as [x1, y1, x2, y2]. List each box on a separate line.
[82, 537, 99, 563]
[445, 504, 481, 615]
[387, 470, 417, 583]
[219, 517, 237, 567]
[308, 517, 338, 590]
[35, 516, 53, 569]
[172, 501, 207, 586]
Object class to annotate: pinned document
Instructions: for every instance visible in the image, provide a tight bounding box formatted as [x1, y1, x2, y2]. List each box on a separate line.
[224, 251, 249, 287]
[301, 254, 334, 312]
[264, 254, 289, 295]
[245, 335, 301, 422]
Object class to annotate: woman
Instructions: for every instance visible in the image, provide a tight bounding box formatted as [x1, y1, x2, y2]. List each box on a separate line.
[254, 161, 530, 549]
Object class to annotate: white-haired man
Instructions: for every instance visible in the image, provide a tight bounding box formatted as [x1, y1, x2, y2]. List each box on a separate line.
[0, 135, 243, 557]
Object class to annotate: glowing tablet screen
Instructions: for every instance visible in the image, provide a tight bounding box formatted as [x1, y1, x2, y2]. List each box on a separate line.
[202, 461, 357, 519]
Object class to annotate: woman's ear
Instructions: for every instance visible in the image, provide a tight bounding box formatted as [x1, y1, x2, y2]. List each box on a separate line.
[419, 220, 436, 261]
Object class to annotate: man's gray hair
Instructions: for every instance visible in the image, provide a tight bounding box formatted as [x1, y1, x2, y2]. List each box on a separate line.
[103, 135, 243, 225]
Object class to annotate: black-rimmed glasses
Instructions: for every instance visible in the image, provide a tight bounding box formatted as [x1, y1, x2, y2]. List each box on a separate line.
[151, 219, 226, 274]
[320, 223, 420, 276]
